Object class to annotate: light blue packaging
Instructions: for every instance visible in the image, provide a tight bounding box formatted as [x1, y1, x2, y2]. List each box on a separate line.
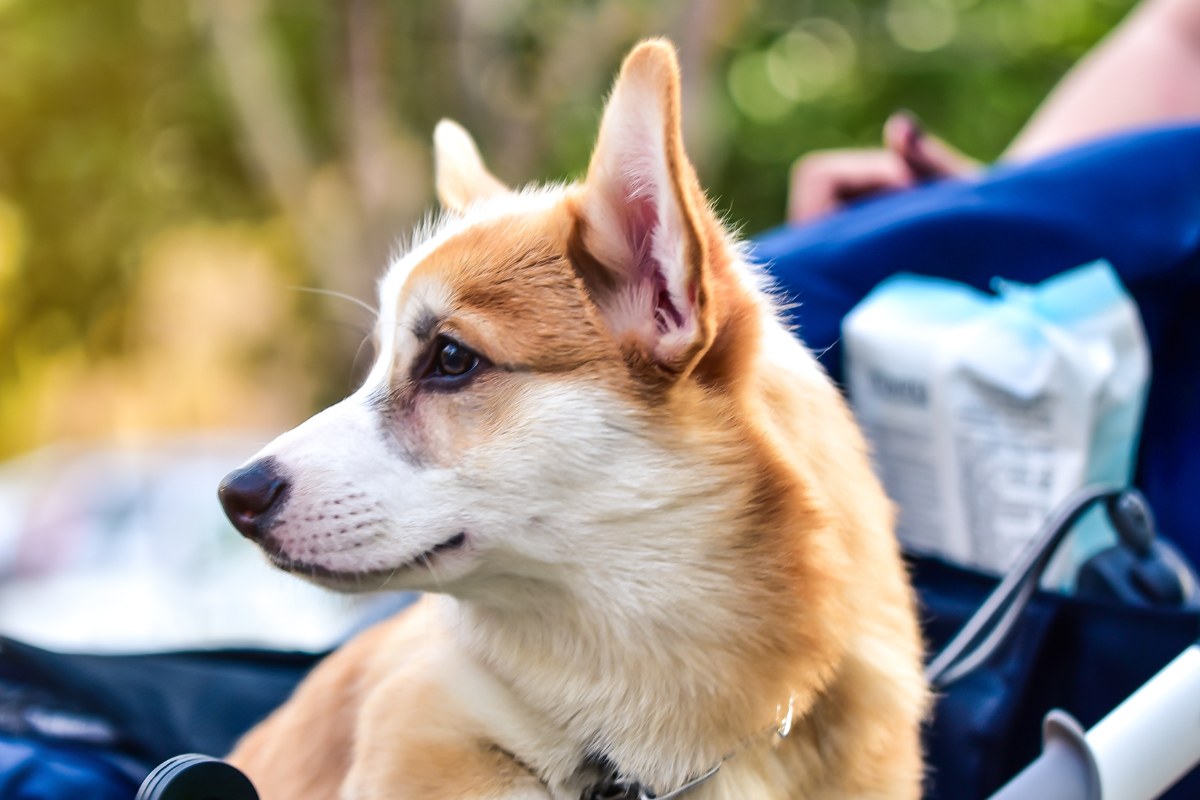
[843, 261, 1149, 586]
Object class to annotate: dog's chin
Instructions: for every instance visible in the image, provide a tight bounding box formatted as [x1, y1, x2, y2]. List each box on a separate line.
[263, 531, 470, 593]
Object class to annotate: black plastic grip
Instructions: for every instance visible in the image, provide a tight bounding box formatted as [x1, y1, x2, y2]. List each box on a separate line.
[136, 754, 259, 800]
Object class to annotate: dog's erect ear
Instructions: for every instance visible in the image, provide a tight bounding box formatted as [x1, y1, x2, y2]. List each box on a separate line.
[577, 39, 715, 377]
[433, 119, 509, 213]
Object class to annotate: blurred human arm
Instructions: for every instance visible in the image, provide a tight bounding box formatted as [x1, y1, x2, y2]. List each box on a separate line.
[787, 111, 978, 224]
[1005, 0, 1200, 160]
[788, 0, 1200, 225]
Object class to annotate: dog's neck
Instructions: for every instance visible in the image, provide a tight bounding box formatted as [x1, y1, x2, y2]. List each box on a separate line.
[442, 452, 844, 795]
[449, 593, 787, 793]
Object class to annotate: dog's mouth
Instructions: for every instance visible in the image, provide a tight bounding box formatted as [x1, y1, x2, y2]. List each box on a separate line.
[263, 531, 469, 585]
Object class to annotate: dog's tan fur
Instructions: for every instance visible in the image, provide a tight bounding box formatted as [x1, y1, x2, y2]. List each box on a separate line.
[226, 40, 927, 799]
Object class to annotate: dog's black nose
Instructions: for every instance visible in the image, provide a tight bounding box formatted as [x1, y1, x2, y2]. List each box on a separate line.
[218, 458, 287, 540]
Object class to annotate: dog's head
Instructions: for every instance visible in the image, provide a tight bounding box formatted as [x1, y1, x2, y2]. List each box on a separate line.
[218, 40, 775, 601]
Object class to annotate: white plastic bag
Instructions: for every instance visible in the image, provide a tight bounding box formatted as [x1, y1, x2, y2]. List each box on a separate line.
[843, 261, 1149, 582]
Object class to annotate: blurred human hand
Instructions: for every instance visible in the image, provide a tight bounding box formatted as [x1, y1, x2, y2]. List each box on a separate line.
[787, 111, 979, 224]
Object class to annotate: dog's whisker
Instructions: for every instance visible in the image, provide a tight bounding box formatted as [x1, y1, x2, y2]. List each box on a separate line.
[289, 285, 379, 319]
[428, 561, 446, 595]
[812, 336, 841, 361]
[311, 318, 375, 338]
[350, 331, 377, 389]
[377, 566, 399, 592]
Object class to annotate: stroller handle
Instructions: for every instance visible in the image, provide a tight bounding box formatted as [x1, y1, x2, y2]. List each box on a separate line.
[990, 643, 1200, 800]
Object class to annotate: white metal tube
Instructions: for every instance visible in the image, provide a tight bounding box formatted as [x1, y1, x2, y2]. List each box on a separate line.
[1087, 645, 1200, 800]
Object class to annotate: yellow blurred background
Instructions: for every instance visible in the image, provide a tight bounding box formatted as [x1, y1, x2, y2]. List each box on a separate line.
[0, 0, 1135, 458]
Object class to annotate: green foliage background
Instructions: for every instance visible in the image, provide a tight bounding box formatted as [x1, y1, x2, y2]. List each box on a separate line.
[0, 0, 1135, 456]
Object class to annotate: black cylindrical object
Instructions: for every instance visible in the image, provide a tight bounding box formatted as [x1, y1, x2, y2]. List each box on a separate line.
[136, 754, 259, 800]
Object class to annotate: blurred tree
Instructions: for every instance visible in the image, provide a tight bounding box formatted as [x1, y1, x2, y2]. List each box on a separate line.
[0, 0, 1137, 458]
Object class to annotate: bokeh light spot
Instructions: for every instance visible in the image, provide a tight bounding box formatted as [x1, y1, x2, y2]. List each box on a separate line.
[767, 19, 858, 103]
[886, 0, 959, 52]
[728, 50, 793, 123]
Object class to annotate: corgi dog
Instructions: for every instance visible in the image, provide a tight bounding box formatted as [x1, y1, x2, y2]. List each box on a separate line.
[217, 39, 926, 800]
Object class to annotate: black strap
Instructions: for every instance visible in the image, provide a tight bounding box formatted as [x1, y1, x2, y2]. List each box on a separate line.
[925, 485, 1122, 689]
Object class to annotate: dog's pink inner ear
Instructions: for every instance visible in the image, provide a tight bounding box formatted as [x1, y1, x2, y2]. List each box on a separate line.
[580, 41, 710, 373]
[622, 180, 690, 335]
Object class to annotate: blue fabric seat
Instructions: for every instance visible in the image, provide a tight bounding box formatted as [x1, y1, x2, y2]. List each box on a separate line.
[0, 736, 135, 800]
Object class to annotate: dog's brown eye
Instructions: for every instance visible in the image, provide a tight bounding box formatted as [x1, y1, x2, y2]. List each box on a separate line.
[432, 337, 479, 378]
[415, 335, 486, 390]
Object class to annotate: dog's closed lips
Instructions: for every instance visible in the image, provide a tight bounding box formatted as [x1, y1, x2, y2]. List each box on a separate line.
[420, 530, 468, 561]
[264, 530, 469, 584]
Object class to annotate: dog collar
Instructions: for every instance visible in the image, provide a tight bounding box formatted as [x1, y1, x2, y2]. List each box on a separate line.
[581, 695, 796, 800]
[583, 762, 720, 800]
